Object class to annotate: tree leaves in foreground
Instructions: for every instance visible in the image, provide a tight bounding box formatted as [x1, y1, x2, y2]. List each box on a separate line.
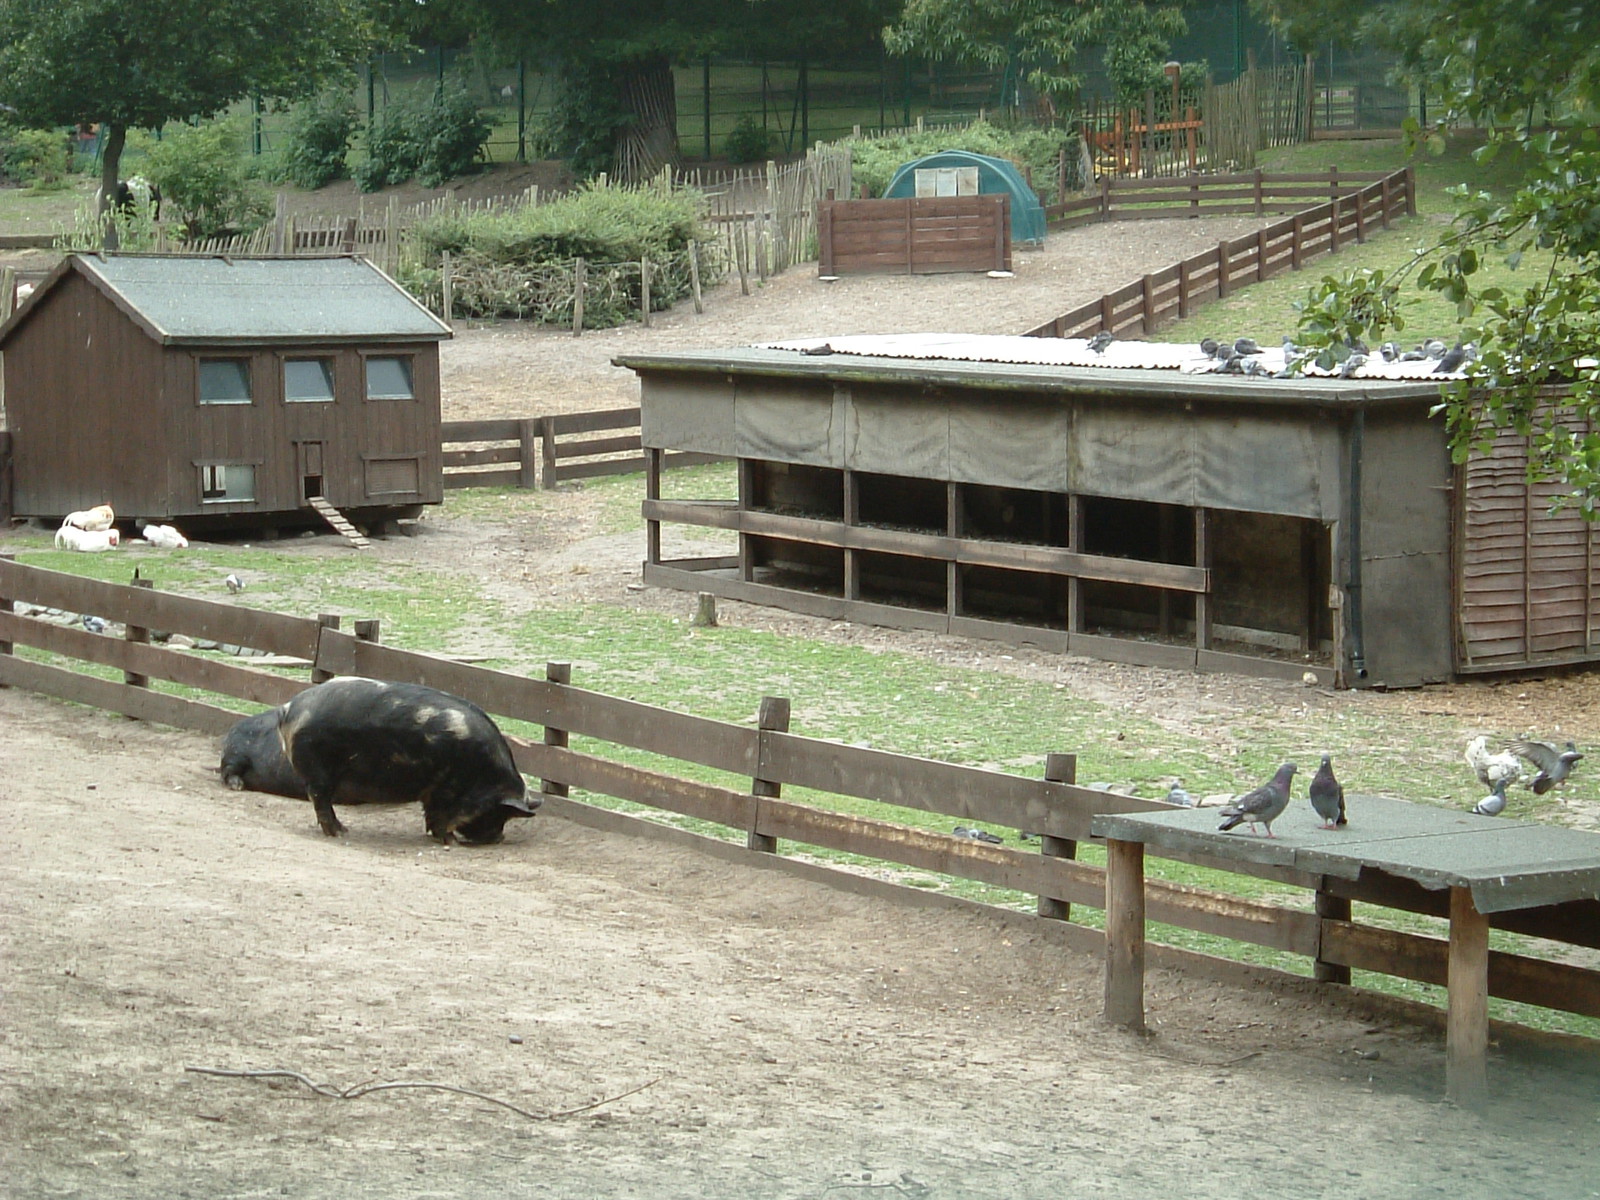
[1264, 0, 1600, 509]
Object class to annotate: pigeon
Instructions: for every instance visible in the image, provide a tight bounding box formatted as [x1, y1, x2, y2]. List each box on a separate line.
[799, 342, 834, 356]
[80, 613, 108, 634]
[1337, 352, 1369, 379]
[1422, 338, 1448, 359]
[1241, 357, 1274, 378]
[224, 573, 244, 594]
[1345, 334, 1370, 356]
[1398, 347, 1428, 362]
[1507, 739, 1584, 794]
[1218, 763, 1297, 838]
[1233, 336, 1261, 357]
[1433, 342, 1468, 374]
[1165, 781, 1195, 807]
[1087, 331, 1115, 354]
[1308, 754, 1347, 828]
[953, 825, 1003, 844]
[1472, 778, 1509, 816]
[1464, 734, 1523, 793]
[1379, 340, 1402, 363]
[1199, 336, 1221, 358]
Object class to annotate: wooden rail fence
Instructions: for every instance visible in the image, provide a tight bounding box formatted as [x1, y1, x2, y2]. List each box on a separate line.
[817, 192, 1011, 277]
[1028, 166, 1414, 339]
[441, 408, 719, 490]
[3, 550, 1599, 1033]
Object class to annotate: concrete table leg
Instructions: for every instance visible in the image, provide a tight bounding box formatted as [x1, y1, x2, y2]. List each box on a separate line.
[1104, 837, 1146, 1031]
[1446, 885, 1489, 1107]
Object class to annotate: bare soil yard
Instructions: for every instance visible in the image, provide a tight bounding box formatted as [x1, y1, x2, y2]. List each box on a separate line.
[4, 208, 1600, 1199]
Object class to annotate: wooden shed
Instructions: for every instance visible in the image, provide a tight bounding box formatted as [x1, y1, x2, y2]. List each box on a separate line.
[0, 253, 451, 531]
[619, 338, 1600, 689]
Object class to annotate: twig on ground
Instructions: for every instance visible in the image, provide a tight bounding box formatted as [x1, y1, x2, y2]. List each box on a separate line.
[184, 1065, 660, 1122]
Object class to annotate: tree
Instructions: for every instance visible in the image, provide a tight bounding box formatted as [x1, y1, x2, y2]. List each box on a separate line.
[884, 0, 1190, 108]
[0, 0, 374, 246]
[1258, 0, 1600, 507]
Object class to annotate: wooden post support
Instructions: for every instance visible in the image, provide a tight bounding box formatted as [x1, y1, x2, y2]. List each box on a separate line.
[1291, 213, 1305, 270]
[1140, 274, 1155, 333]
[123, 575, 154, 688]
[271, 193, 288, 255]
[1446, 885, 1490, 1107]
[645, 447, 663, 566]
[311, 613, 341, 684]
[354, 618, 381, 645]
[1177, 258, 1191, 319]
[692, 592, 718, 627]
[1216, 241, 1231, 299]
[1038, 752, 1078, 920]
[688, 242, 704, 314]
[639, 258, 652, 328]
[0, 551, 15, 667]
[749, 696, 791, 854]
[1379, 177, 1392, 230]
[1314, 888, 1352, 985]
[541, 661, 572, 801]
[1194, 507, 1212, 650]
[1104, 838, 1146, 1031]
[518, 418, 540, 490]
[1256, 228, 1269, 282]
[1354, 188, 1367, 244]
[572, 257, 586, 337]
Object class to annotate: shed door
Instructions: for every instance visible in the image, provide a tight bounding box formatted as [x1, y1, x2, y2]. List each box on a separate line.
[1456, 429, 1600, 670]
[299, 441, 325, 501]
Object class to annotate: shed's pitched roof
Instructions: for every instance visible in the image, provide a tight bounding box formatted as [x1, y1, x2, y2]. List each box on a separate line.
[0, 253, 451, 346]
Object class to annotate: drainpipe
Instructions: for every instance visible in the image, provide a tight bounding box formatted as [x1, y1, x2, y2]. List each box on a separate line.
[1347, 408, 1368, 681]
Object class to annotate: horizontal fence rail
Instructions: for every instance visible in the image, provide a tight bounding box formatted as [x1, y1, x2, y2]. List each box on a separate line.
[441, 408, 721, 490]
[3, 551, 1600, 1030]
[1029, 165, 1414, 339]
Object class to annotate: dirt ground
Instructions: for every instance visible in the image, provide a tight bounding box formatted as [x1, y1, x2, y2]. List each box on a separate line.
[6, 213, 1600, 1199]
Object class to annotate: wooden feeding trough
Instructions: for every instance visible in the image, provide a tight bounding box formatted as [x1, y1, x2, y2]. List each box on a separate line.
[0, 253, 451, 534]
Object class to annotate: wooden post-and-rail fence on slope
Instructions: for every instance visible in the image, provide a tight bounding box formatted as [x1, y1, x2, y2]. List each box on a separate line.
[4, 551, 1600, 1041]
[1027, 165, 1414, 340]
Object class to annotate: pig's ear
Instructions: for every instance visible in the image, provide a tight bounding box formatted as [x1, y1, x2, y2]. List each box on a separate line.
[501, 794, 539, 815]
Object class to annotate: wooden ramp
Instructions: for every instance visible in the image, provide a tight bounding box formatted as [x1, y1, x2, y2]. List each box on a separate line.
[307, 496, 370, 549]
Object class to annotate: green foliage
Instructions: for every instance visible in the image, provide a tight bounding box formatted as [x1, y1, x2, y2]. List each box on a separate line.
[141, 120, 271, 239]
[530, 59, 633, 180]
[848, 119, 1070, 205]
[0, 126, 71, 189]
[886, 0, 1189, 106]
[723, 115, 775, 165]
[275, 92, 359, 190]
[355, 83, 492, 191]
[400, 177, 725, 324]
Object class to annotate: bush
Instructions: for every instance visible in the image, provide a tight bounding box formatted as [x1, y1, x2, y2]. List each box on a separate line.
[355, 84, 492, 192]
[723, 116, 775, 165]
[2, 127, 72, 189]
[848, 119, 1071, 205]
[276, 93, 358, 190]
[141, 120, 271, 238]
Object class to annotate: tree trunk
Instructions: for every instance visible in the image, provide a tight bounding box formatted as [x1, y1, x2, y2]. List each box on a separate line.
[98, 123, 127, 251]
[613, 55, 679, 183]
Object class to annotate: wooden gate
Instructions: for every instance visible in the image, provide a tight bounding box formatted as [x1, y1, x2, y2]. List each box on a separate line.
[1455, 428, 1600, 671]
[817, 193, 1010, 276]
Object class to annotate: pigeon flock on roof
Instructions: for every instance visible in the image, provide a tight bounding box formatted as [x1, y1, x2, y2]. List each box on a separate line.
[766, 331, 1478, 380]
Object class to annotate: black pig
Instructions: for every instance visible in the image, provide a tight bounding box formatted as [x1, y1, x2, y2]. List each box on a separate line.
[220, 708, 308, 799]
[278, 677, 537, 844]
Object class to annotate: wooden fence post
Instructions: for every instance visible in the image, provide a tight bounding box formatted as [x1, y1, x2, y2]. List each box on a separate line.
[572, 257, 586, 337]
[124, 574, 154, 688]
[518, 418, 540, 490]
[541, 418, 559, 489]
[0, 551, 14, 670]
[1253, 167, 1264, 216]
[1314, 887, 1352, 985]
[1257, 228, 1269, 282]
[1216, 241, 1231, 298]
[639, 258, 652, 328]
[1038, 752, 1078, 920]
[749, 695, 791, 853]
[1104, 838, 1146, 1031]
[441, 250, 454, 324]
[311, 613, 341, 684]
[688, 242, 704, 313]
[1291, 213, 1305, 270]
[271, 193, 288, 254]
[542, 661, 571, 801]
[1330, 196, 1342, 254]
[354, 618, 381, 646]
[1405, 164, 1417, 217]
[1354, 187, 1367, 244]
[1177, 259, 1191, 319]
[1379, 176, 1392, 230]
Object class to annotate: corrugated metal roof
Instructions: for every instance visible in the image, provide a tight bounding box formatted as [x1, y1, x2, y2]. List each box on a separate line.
[73, 254, 451, 344]
[759, 333, 1471, 381]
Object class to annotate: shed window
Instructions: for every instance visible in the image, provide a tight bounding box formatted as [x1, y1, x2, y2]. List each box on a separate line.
[198, 358, 253, 405]
[365, 355, 414, 400]
[285, 357, 336, 402]
[200, 463, 256, 503]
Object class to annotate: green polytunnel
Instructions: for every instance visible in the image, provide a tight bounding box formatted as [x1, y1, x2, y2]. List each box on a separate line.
[881, 150, 1048, 245]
